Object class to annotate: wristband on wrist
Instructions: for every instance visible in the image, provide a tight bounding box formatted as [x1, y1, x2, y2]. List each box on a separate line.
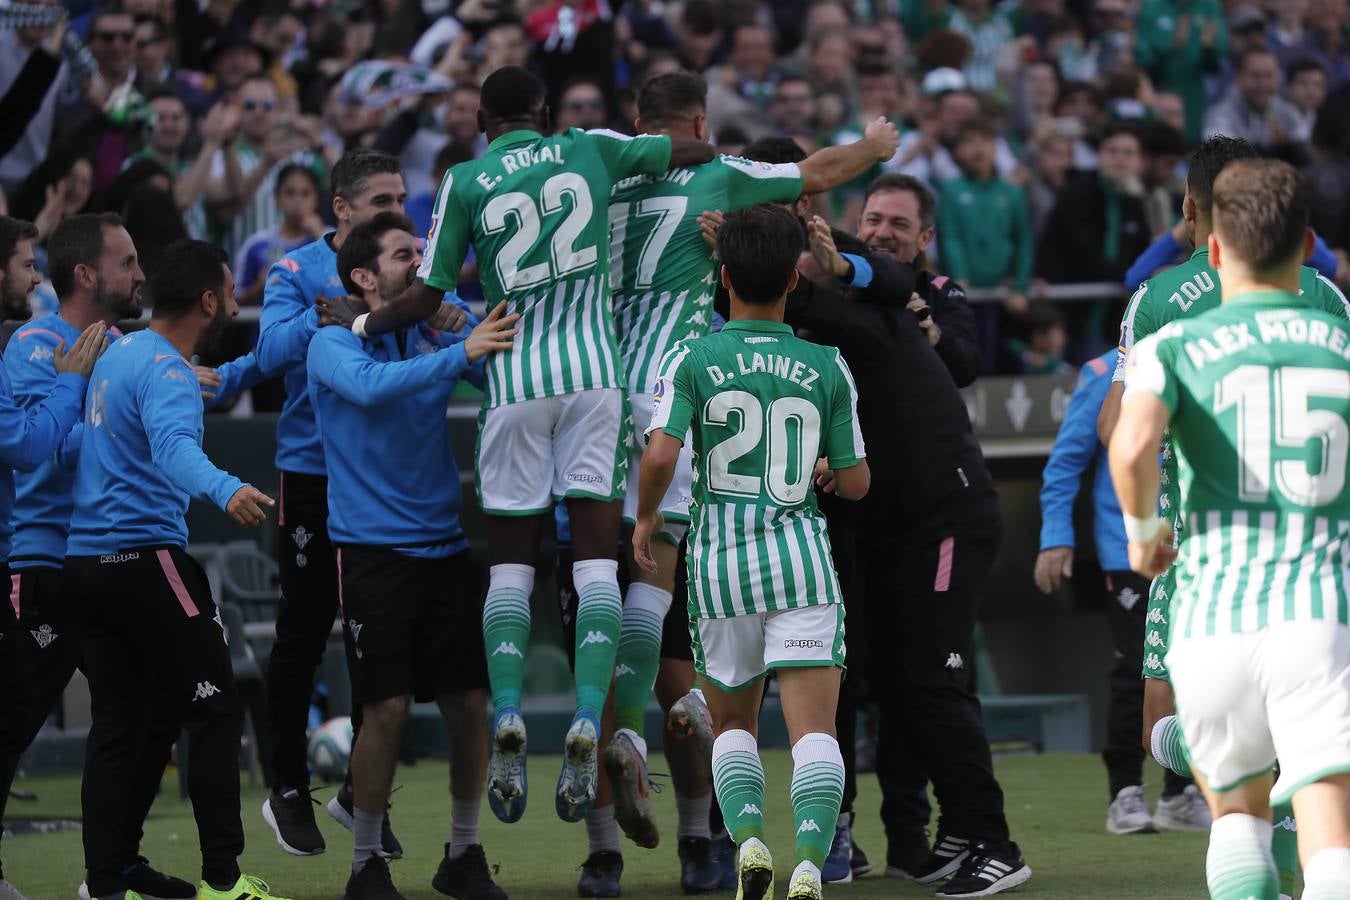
[1123, 512, 1165, 544]
[351, 313, 369, 338]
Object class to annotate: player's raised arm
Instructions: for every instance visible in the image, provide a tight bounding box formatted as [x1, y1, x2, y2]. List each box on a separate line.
[797, 116, 900, 194]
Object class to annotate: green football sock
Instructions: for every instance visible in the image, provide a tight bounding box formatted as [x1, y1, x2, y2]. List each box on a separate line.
[790, 733, 845, 868]
[712, 730, 766, 844]
[1207, 814, 1278, 900]
[1270, 801, 1298, 898]
[572, 559, 623, 716]
[483, 564, 534, 712]
[612, 583, 672, 736]
[1151, 714, 1193, 779]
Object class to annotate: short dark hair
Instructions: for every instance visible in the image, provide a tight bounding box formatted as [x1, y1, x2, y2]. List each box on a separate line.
[148, 239, 228, 318]
[1186, 135, 1260, 212]
[740, 135, 807, 166]
[1212, 159, 1311, 274]
[775, 74, 814, 94]
[1140, 119, 1187, 158]
[330, 148, 401, 201]
[864, 173, 936, 230]
[480, 66, 546, 123]
[1098, 119, 1141, 148]
[435, 141, 477, 178]
[1287, 57, 1326, 83]
[955, 121, 997, 145]
[134, 14, 167, 41]
[1237, 47, 1277, 73]
[337, 212, 414, 296]
[145, 85, 184, 106]
[275, 162, 321, 197]
[637, 71, 707, 126]
[0, 216, 39, 271]
[48, 213, 124, 298]
[716, 204, 803, 306]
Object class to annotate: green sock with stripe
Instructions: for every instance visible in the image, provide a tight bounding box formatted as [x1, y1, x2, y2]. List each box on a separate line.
[712, 729, 766, 844]
[1270, 801, 1298, 898]
[1151, 715, 1193, 779]
[572, 559, 623, 717]
[790, 733, 845, 868]
[1207, 814, 1278, 900]
[483, 564, 534, 712]
[612, 582, 672, 736]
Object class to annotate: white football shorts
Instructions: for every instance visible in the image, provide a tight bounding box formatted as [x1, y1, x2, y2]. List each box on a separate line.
[622, 390, 692, 542]
[691, 602, 846, 691]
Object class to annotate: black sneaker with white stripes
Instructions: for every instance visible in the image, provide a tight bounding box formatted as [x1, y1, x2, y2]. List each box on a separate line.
[934, 841, 1031, 897]
[890, 832, 969, 884]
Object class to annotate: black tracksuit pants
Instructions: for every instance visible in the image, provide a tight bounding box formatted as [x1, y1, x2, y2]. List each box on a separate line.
[863, 522, 1011, 847]
[65, 548, 244, 894]
[0, 566, 83, 875]
[266, 471, 361, 791]
[1101, 571, 1189, 799]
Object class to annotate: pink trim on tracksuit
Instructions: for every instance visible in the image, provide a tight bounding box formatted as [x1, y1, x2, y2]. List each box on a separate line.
[934, 537, 955, 593]
[335, 548, 344, 613]
[277, 473, 286, 527]
[156, 549, 200, 617]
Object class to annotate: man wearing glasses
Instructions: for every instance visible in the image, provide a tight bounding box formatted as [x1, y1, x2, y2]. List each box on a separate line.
[556, 78, 610, 131]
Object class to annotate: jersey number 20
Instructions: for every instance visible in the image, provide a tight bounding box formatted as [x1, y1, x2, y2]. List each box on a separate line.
[704, 391, 820, 505]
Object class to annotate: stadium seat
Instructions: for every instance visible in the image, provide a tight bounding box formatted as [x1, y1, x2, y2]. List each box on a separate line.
[218, 541, 281, 624]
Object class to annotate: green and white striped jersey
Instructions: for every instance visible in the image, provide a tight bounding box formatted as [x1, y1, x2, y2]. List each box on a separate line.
[209, 142, 326, 259]
[418, 127, 673, 408]
[1124, 290, 1350, 639]
[609, 155, 804, 397]
[648, 319, 866, 618]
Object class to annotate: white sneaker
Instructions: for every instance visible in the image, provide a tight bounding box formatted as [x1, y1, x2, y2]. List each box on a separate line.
[1154, 785, 1212, 832]
[0, 879, 27, 900]
[1106, 785, 1157, 834]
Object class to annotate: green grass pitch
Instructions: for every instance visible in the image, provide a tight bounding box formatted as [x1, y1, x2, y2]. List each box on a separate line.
[3, 752, 1208, 898]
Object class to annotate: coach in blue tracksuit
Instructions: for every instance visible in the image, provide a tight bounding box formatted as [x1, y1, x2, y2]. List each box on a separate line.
[307, 213, 514, 898]
[1035, 350, 1193, 836]
[62, 239, 287, 900]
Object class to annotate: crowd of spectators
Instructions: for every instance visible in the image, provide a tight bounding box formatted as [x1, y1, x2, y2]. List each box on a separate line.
[3, 0, 1350, 378]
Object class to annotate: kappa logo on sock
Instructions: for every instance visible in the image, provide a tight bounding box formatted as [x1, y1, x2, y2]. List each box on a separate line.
[797, 819, 822, 834]
[192, 681, 221, 701]
[29, 624, 57, 649]
[492, 641, 524, 658]
[615, 663, 636, 677]
[739, 803, 762, 817]
[580, 630, 613, 647]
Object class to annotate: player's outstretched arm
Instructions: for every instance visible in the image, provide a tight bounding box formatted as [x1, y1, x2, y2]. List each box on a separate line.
[816, 458, 870, 501]
[633, 430, 682, 574]
[1107, 392, 1173, 578]
[797, 117, 899, 194]
[317, 278, 444, 338]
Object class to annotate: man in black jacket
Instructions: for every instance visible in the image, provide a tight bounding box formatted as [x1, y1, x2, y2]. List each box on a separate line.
[703, 139, 1030, 898]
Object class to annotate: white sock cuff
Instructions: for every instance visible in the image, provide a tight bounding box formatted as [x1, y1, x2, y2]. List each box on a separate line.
[1211, 812, 1273, 846]
[489, 563, 536, 593]
[713, 728, 759, 761]
[615, 726, 648, 760]
[1150, 715, 1175, 767]
[573, 558, 619, 590]
[624, 582, 674, 617]
[1305, 847, 1350, 883]
[791, 732, 842, 767]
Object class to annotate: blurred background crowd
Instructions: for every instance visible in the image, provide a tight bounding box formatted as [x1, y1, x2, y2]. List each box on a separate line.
[4, 0, 1350, 384]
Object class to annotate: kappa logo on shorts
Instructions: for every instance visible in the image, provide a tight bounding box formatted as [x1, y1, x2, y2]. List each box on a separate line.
[739, 803, 762, 817]
[348, 620, 364, 658]
[944, 652, 965, 670]
[784, 638, 824, 649]
[797, 819, 822, 834]
[581, 630, 613, 647]
[98, 552, 140, 564]
[567, 472, 603, 484]
[492, 641, 524, 658]
[192, 681, 220, 701]
[1144, 652, 1163, 671]
[29, 624, 57, 649]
